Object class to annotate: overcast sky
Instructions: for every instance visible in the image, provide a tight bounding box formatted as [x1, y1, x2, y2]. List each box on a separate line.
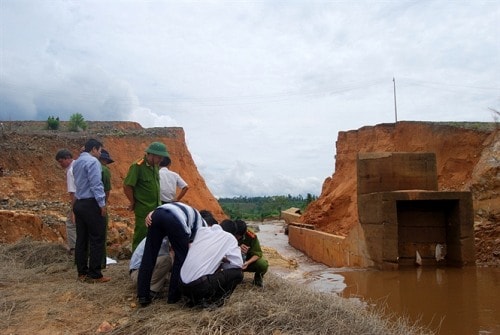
[1, 1, 499, 198]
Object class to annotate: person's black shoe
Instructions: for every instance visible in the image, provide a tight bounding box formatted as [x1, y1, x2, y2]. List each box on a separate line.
[253, 274, 264, 287]
[197, 298, 225, 309]
[167, 296, 180, 304]
[253, 279, 264, 287]
[138, 296, 152, 307]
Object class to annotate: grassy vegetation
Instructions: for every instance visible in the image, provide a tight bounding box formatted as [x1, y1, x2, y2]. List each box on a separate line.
[218, 195, 317, 221]
[0, 239, 434, 335]
[436, 121, 497, 131]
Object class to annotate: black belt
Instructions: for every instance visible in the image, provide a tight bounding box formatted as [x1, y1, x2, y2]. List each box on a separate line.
[76, 198, 95, 201]
[184, 275, 209, 287]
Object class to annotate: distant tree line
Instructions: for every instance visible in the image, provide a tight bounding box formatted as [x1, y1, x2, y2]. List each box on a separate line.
[218, 194, 317, 221]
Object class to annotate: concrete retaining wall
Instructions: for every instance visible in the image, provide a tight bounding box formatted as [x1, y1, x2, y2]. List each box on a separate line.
[288, 223, 375, 268]
[288, 152, 475, 270]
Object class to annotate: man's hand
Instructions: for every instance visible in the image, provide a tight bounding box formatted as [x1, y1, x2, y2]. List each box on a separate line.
[145, 211, 153, 227]
[240, 244, 250, 254]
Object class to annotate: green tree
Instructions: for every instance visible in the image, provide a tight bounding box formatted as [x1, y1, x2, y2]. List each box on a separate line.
[306, 193, 313, 204]
[46, 116, 60, 130]
[68, 113, 88, 132]
[219, 194, 315, 220]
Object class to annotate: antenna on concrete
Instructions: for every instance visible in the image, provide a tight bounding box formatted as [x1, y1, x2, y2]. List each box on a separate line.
[393, 77, 398, 123]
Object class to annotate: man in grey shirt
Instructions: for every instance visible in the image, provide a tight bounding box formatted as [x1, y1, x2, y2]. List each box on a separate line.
[129, 237, 172, 299]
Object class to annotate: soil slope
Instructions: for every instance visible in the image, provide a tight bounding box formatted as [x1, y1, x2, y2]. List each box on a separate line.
[0, 121, 224, 256]
[0, 120, 498, 265]
[302, 121, 499, 265]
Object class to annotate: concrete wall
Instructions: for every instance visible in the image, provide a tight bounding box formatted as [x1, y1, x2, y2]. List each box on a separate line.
[358, 190, 476, 268]
[288, 223, 375, 268]
[289, 152, 476, 270]
[357, 152, 438, 194]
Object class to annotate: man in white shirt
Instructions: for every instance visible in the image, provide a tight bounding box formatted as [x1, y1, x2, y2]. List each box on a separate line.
[159, 156, 189, 203]
[180, 214, 243, 308]
[55, 149, 77, 253]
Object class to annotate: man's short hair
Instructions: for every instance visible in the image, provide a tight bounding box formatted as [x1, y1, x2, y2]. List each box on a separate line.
[159, 156, 171, 167]
[200, 210, 218, 226]
[83, 139, 103, 153]
[234, 220, 247, 236]
[221, 219, 247, 236]
[55, 149, 73, 160]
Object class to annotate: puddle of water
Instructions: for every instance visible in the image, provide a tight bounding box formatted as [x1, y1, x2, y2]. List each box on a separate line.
[257, 222, 500, 335]
[339, 266, 500, 335]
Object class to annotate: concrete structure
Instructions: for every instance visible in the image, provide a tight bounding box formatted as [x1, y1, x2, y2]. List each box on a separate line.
[281, 207, 302, 225]
[289, 152, 476, 269]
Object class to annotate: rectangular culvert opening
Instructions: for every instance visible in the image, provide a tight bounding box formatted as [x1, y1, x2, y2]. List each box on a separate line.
[397, 199, 459, 267]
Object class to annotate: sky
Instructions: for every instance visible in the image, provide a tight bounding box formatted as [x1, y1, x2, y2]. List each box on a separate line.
[1, 1, 499, 198]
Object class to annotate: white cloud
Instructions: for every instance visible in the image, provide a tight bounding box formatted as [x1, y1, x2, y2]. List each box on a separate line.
[1, 1, 499, 197]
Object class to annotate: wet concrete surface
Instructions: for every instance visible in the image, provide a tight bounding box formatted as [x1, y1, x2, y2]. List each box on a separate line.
[258, 221, 350, 294]
[256, 221, 500, 335]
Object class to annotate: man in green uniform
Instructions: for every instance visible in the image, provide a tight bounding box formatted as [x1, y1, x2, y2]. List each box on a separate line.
[124, 142, 169, 251]
[99, 149, 114, 268]
[221, 219, 269, 287]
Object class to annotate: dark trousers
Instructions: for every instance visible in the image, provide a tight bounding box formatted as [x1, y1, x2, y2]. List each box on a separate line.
[137, 209, 190, 302]
[182, 268, 243, 307]
[73, 199, 106, 279]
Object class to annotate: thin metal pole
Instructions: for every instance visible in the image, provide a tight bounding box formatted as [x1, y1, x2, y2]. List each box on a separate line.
[393, 77, 398, 123]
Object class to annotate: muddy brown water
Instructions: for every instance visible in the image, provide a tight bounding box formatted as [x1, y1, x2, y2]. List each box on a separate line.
[257, 222, 500, 335]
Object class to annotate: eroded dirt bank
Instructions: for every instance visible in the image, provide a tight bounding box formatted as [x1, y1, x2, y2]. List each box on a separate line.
[0, 121, 498, 265]
[301, 122, 499, 266]
[0, 121, 224, 257]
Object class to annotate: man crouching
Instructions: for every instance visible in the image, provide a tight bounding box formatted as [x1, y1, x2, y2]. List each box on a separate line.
[180, 212, 243, 308]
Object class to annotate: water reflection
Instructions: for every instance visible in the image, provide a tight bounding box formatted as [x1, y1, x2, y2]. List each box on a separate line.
[339, 267, 500, 335]
[258, 223, 500, 335]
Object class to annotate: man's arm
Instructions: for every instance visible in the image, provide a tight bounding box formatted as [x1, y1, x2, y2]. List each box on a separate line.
[175, 185, 189, 202]
[123, 185, 135, 211]
[69, 192, 76, 223]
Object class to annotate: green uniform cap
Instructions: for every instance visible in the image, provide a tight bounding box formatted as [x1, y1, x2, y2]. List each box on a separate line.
[145, 142, 169, 157]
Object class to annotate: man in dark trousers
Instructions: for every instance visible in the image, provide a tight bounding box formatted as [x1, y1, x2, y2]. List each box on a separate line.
[98, 149, 114, 268]
[72, 139, 109, 283]
[137, 202, 206, 306]
[180, 215, 243, 308]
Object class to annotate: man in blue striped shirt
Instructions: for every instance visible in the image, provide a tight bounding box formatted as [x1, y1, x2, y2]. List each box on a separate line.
[137, 202, 206, 306]
[72, 138, 109, 283]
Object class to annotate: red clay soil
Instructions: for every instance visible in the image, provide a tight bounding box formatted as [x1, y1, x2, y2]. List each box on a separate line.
[0, 121, 225, 257]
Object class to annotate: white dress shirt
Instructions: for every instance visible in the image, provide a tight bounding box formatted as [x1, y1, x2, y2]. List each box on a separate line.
[66, 160, 76, 193]
[180, 224, 243, 284]
[159, 167, 188, 202]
